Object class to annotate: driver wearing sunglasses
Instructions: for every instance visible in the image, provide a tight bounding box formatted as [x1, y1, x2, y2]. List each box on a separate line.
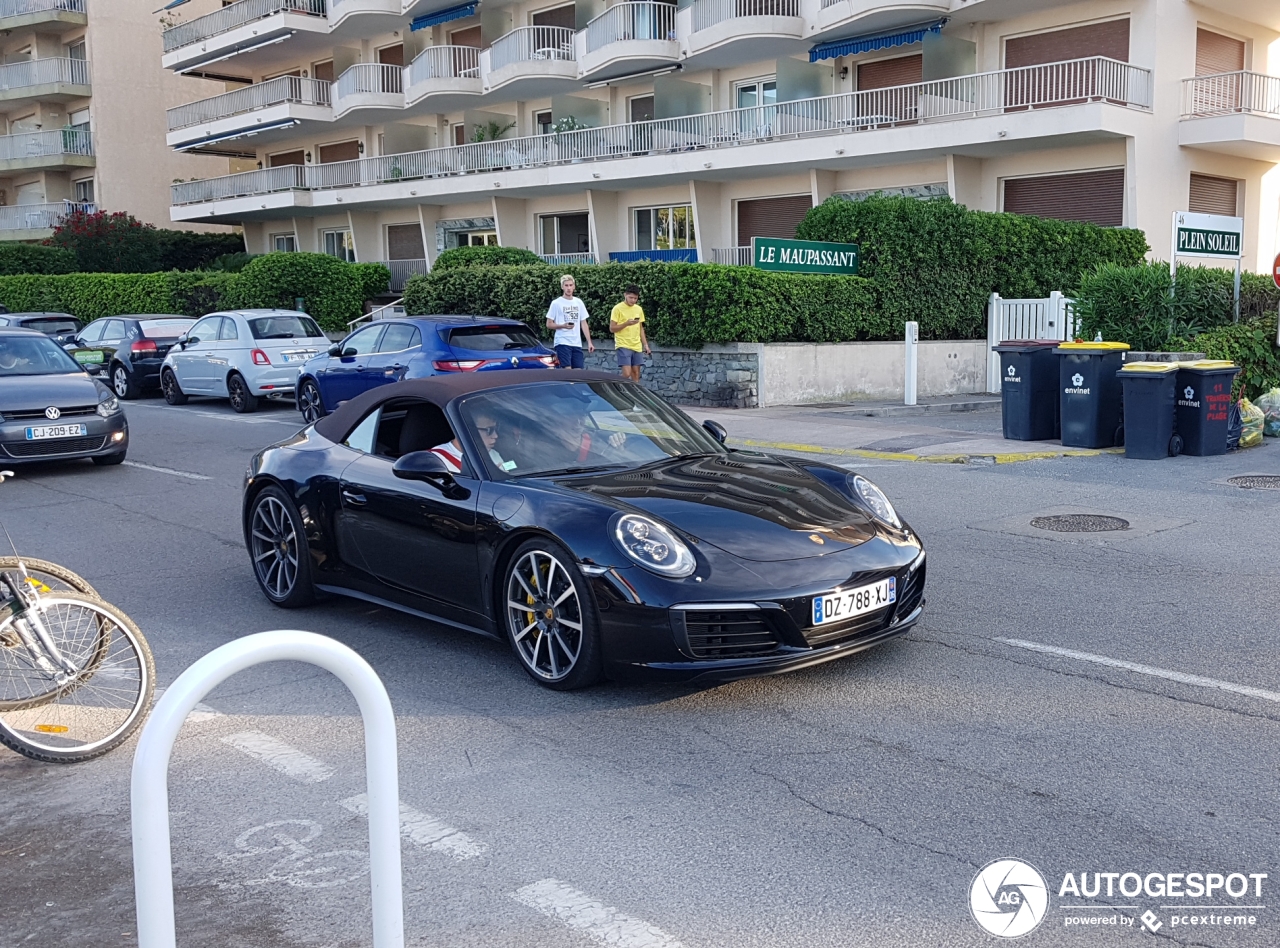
[474, 411, 517, 472]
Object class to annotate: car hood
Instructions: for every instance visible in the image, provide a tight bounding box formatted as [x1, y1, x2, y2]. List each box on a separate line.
[561, 454, 878, 562]
[0, 372, 105, 410]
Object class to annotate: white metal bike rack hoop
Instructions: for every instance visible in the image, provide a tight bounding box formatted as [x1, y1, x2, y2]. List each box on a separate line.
[130, 630, 405, 948]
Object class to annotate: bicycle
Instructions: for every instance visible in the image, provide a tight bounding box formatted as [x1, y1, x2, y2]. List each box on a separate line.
[0, 471, 154, 763]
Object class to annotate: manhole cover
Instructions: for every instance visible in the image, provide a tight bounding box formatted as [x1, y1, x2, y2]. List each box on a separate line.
[1227, 475, 1280, 490]
[1030, 514, 1130, 533]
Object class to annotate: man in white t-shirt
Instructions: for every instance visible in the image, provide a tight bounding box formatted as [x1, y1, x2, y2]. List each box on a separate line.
[545, 274, 594, 369]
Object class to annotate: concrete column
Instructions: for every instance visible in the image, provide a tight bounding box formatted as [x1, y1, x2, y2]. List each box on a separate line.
[417, 204, 441, 266]
[241, 221, 266, 254]
[688, 179, 722, 262]
[946, 155, 984, 210]
[1124, 137, 1139, 231]
[586, 189, 619, 263]
[810, 169, 837, 207]
[291, 217, 314, 252]
[346, 210, 381, 262]
[491, 196, 530, 249]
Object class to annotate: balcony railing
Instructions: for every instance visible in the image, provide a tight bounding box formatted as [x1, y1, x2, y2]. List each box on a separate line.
[0, 0, 85, 17]
[691, 0, 797, 33]
[173, 58, 1152, 207]
[408, 45, 481, 83]
[380, 259, 428, 292]
[489, 26, 575, 71]
[539, 252, 595, 265]
[0, 200, 94, 231]
[336, 62, 403, 99]
[167, 75, 331, 131]
[162, 0, 326, 53]
[0, 56, 89, 90]
[0, 126, 92, 160]
[710, 246, 751, 265]
[1182, 71, 1280, 118]
[585, 2, 676, 52]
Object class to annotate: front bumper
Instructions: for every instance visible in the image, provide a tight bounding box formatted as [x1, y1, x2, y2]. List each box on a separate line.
[0, 412, 128, 462]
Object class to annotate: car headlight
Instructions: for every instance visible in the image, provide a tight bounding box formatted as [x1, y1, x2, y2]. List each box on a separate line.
[847, 474, 901, 528]
[612, 513, 696, 578]
[96, 395, 120, 417]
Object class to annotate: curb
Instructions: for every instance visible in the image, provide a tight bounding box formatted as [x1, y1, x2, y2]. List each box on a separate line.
[733, 438, 1123, 465]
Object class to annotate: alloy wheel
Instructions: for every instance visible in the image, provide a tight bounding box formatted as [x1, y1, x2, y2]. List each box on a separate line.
[113, 366, 129, 398]
[505, 550, 583, 682]
[250, 495, 298, 600]
[229, 376, 246, 411]
[299, 381, 324, 422]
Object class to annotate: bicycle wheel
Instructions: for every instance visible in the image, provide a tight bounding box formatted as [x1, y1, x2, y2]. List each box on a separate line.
[0, 593, 154, 763]
[0, 557, 99, 599]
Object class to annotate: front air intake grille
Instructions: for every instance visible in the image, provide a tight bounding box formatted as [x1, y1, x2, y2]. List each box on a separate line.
[895, 560, 926, 618]
[3, 405, 96, 421]
[682, 609, 779, 659]
[804, 609, 888, 647]
[3, 435, 107, 458]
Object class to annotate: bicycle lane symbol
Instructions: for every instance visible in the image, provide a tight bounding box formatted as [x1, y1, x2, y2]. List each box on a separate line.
[213, 819, 369, 890]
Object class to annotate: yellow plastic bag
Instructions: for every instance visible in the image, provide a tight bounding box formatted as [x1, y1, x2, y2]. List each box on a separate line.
[1239, 398, 1265, 449]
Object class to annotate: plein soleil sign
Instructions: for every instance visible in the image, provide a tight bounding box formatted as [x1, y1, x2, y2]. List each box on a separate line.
[752, 237, 860, 275]
[1173, 211, 1244, 258]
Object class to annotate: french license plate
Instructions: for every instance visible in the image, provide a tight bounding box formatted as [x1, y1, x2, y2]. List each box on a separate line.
[25, 424, 87, 440]
[812, 578, 896, 626]
[281, 351, 312, 363]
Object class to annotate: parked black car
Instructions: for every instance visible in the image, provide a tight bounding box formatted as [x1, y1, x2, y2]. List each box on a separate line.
[242, 371, 925, 689]
[0, 312, 82, 347]
[0, 328, 128, 466]
[67, 315, 196, 399]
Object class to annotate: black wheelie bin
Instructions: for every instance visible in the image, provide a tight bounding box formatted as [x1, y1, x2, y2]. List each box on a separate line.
[1054, 341, 1129, 448]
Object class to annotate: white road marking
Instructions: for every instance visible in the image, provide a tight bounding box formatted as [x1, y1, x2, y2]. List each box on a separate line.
[997, 638, 1280, 704]
[127, 402, 300, 427]
[340, 793, 487, 860]
[221, 731, 335, 783]
[121, 460, 211, 480]
[511, 879, 684, 948]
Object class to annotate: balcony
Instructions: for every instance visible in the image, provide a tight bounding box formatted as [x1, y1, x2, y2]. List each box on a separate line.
[0, 201, 95, 239]
[333, 62, 404, 118]
[0, 0, 86, 32]
[1180, 71, 1280, 161]
[539, 251, 595, 265]
[685, 0, 803, 62]
[172, 58, 1152, 214]
[167, 76, 333, 150]
[482, 26, 577, 95]
[161, 0, 327, 72]
[405, 45, 481, 110]
[710, 246, 751, 265]
[578, 3, 678, 81]
[0, 127, 93, 173]
[807, 0, 949, 46]
[380, 258, 429, 292]
[328, 0, 400, 29]
[0, 57, 90, 105]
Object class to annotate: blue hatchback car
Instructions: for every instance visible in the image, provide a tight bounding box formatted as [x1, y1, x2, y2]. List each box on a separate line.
[295, 316, 557, 422]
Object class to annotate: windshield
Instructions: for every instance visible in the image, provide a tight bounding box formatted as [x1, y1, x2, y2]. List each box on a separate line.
[457, 381, 725, 478]
[0, 334, 86, 376]
[22, 318, 78, 335]
[139, 318, 195, 339]
[249, 315, 324, 340]
[447, 325, 541, 351]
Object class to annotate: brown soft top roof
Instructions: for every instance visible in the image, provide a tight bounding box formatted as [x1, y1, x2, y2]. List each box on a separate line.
[313, 369, 623, 444]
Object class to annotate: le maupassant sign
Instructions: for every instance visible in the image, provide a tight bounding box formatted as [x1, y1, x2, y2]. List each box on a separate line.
[1173, 211, 1244, 259]
[752, 237, 860, 275]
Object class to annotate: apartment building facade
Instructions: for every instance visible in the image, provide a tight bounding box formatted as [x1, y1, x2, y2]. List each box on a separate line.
[0, 0, 234, 240]
[160, 0, 1280, 286]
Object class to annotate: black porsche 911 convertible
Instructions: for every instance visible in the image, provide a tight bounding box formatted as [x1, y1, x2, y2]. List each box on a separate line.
[242, 370, 925, 689]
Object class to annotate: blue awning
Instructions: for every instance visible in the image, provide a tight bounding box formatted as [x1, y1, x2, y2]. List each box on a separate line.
[809, 18, 947, 62]
[610, 249, 699, 264]
[410, 2, 478, 31]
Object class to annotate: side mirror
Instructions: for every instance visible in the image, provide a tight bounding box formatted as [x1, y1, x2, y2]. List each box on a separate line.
[176, 334, 189, 349]
[327, 343, 343, 357]
[702, 419, 728, 444]
[84, 363, 101, 376]
[392, 450, 470, 499]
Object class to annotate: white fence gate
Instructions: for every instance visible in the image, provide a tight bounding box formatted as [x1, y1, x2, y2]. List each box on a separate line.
[986, 291, 1077, 393]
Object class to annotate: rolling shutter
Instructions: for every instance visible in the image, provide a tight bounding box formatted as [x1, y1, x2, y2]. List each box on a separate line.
[268, 150, 304, 167]
[1188, 174, 1238, 216]
[1195, 30, 1244, 76]
[736, 195, 813, 245]
[1005, 19, 1130, 67]
[857, 54, 922, 90]
[1003, 169, 1124, 226]
[450, 25, 482, 47]
[531, 3, 576, 28]
[318, 140, 360, 163]
[387, 223, 425, 260]
[377, 44, 404, 67]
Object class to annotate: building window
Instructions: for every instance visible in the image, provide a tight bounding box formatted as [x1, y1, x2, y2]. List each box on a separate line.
[1002, 169, 1125, 227]
[628, 95, 654, 123]
[735, 78, 776, 109]
[272, 233, 298, 252]
[322, 228, 355, 261]
[634, 205, 695, 251]
[386, 223, 425, 260]
[462, 231, 498, 246]
[530, 3, 576, 29]
[736, 195, 812, 245]
[73, 178, 94, 203]
[66, 40, 86, 61]
[540, 213, 590, 254]
[313, 60, 335, 83]
[1188, 173, 1239, 216]
[536, 110, 553, 135]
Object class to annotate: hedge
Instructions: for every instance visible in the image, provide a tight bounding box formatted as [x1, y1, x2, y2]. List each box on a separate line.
[1172, 314, 1280, 400]
[432, 245, 542, 270]
[47, 209, 247, 273]
[403, 262, 881, 346]
[0, 253, 387, 329]
[796, 195, 1150, 339]
[0, 243, 76, 276]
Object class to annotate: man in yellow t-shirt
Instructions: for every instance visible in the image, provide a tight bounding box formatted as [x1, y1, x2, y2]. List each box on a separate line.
[609, 284, 651, 382]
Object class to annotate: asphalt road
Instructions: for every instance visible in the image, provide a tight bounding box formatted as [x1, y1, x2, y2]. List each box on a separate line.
[2, 391, 1279, 948]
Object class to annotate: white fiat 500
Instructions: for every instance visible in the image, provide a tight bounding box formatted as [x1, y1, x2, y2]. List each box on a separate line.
[160, 309, 329, 413]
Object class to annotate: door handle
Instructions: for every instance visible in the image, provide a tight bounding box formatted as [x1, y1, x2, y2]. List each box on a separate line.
[341, 489, 367, 506]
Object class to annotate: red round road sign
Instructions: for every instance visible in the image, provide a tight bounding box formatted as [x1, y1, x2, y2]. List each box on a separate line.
[1273, 252, 1280, 290]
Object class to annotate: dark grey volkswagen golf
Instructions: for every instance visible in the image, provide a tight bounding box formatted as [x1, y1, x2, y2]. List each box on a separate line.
[0, 327, 128, 466]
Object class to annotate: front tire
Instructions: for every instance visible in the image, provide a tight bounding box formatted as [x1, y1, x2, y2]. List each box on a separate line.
[228, 373, 259, 414]
[298, 378, 326, 423]
[503, 539, 602, 690]
[248, 486, 314, 607]
[161, 368, 187, 405]
[112, 364, 141, 400]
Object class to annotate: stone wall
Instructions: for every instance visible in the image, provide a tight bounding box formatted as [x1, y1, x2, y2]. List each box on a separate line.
[582, 342, 759, 408]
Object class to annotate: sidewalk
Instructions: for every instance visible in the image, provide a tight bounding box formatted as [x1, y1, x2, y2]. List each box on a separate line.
[698, 395, 1122, 464]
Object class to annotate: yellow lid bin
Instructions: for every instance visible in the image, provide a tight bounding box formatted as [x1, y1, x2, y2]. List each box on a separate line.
[1118, 361, 1178, 373]
[1056, 341, 1131, 351]
[1178, 359, 1237, 370]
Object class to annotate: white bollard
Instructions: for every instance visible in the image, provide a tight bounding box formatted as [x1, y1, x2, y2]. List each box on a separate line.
[131, 631, 405, 948]
[904, 321, 919, 406]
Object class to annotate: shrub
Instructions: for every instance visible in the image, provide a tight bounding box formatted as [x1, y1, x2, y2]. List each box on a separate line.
[48, 209, 161, 273]
[350, 261, 392, 301]
[220, 253, 370, 330]
[155, 229, 246, 271]
[0, 243, 76, 276]
[796, 195, 1149, 338]
[1172, 314, 1280, 400]
[403, 262, 880, 346]
[432, 245, 543, 271]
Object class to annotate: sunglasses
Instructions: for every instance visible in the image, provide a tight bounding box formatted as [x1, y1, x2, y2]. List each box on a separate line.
[476, 424, 499, 436]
